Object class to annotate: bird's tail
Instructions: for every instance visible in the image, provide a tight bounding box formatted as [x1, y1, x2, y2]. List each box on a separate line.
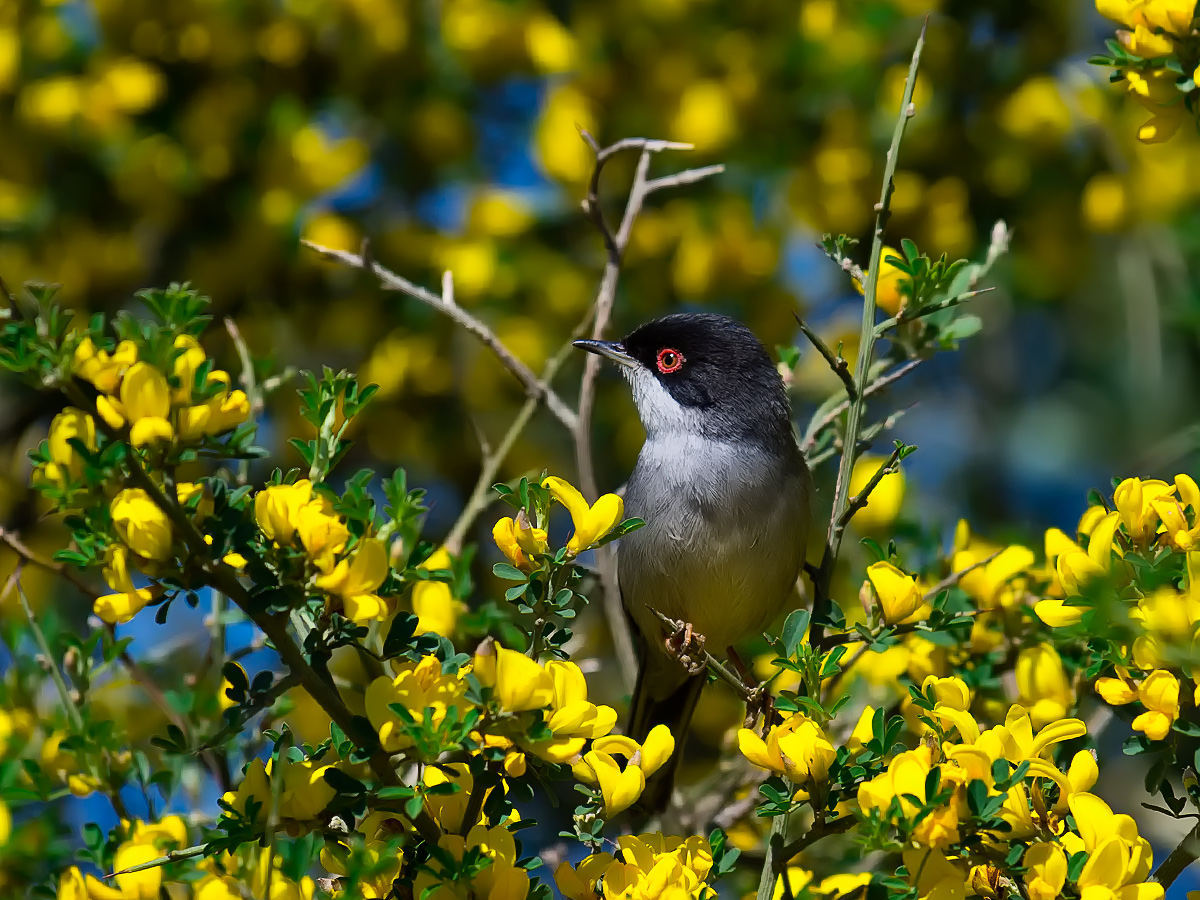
[628, 658, 705, 815]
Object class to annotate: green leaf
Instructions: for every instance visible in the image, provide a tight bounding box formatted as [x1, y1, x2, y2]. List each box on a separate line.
[781, 609, 810, 657]
[492, 563, 527, 582]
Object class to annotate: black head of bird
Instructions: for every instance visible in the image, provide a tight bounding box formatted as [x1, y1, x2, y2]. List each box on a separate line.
[575, 312, 813, 816]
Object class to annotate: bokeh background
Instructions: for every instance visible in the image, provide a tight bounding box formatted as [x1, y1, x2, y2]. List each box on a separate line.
[3, 0, 1200, 891]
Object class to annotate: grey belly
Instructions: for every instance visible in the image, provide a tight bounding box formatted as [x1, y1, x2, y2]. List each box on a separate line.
[617, 441, 811, 664]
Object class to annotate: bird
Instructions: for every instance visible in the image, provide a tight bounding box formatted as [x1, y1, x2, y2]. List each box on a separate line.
[574, 312, 813, 812]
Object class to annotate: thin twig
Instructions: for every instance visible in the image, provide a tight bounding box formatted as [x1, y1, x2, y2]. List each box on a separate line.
[820, 550, 1000, 648]
[16, 577, 84, 731]
[0, 527, 100, 597]
[649, 608, 756, 701]
[780, 814, 856, 859]
[573, 136, 725, 692]
[759, 23, 928, 900]
[106, 842, 210, 878]
[443, 309, 595, 554]
[794, 312, 856, 401]
[836, 445, 904, 531]
[301, 240, 577, 431]
[800, 359, 922, 457]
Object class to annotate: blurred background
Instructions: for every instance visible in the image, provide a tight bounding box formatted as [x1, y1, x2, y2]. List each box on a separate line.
[2, 0, 1200, 888]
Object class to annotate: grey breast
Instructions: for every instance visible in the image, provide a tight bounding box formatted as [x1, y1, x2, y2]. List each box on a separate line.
[618, 434, 811, 664]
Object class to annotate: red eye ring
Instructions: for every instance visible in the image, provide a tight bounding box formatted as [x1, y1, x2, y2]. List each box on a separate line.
[656, 347, 685, 374]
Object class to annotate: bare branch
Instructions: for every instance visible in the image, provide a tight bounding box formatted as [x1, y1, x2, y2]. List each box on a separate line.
[794, 312, 856, 402]
[301, 240, 577, 431]
[801, 358, 922, 457]
[1151, 822, 1200, 887]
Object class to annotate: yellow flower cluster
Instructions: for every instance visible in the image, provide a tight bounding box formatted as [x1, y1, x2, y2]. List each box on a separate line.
[74, 334, 249, 447]
[556, 833, 716, 900]
[493, 476, 624, 571]
[853, 686, 1163, 900]
[222, 753, 338, 826]
[94, 482, 215, 624]
[417, 822, 529, 900]
[1097, 0, 1198, 142]
[255, 479, 412, 626]
[58, 816, 187, 900]
[737, 712, 835, 788]
[320, 810, 404, 899]
[363, 648, 662, 813]
[194, 848, 317, 900]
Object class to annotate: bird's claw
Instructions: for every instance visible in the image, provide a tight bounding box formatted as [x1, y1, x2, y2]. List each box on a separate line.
[744, 685, 776, 730]
[665, 621, 708, 675]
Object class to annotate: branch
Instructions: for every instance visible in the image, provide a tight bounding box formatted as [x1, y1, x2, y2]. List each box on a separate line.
[649, 608, 756, 701]
[573, 136, 725, 692]
[0, 527, 101, 598]
[301, 240, 577, 432]
[836, 445, 904, 531]
[58, 380, 443, 845]
[760, 22, 928, 900]
[443, 308, 595, 554]
[1151, 822, 1200, 888]
[780, 814, 856, 859]
[800, 358, 922, 458]
[794, 312, 856, 401]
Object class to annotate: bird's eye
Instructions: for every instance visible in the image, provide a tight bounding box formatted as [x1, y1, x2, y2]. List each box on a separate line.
[656, 347, 684, 374]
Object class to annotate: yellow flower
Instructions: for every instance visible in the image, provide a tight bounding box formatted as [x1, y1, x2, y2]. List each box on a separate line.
[848, 455, 905, 530]
[94, 544, 156, 624]
[222, 757, 272, 825]
[902, 849, 968, 900]
[1123, 23, 1175, 56]
[1151, 474, 1200, 550]
[278, 758, 336, 820]
[320, 809, 404, 896]
[1142, 0, 1195, 36]
[364, 655, 468, 753]
[254, 480, 315, 545]
[1095, 672, 1138, 706]
[575, 747, 645, 815]
[75, 816, 187, 900]
[952, 537, 1035, 610]
[112, 361, 174, 446]
[415, 823, 529, 900]
[541, 476, 624, 556]
[866, 560, 923, 625]
[853, 246, 910, 316]
[490, 645, 554, 712]
[1036, 510, 1121, 625]
[293, 499, 350, 571]
[492, 513, 548, 572]
[1065, 792, 1159, 898]
[859, 746, 960, 848]
[1015, 644, 1074, 729]
[177, 370, 251, 441]
[555, 852, 616, 900]
[411, 548, 464, 637]
[73, 337, 138, 394]
[340, 571, 392, 634]
[1132, 668, 1179, 741]
[47, 407, 96, 482]
[1114, 477, 1174, 545]
[1023, 842, 1067, 900]
[738, 713, 835, 784]
[111, 488, 173, 562]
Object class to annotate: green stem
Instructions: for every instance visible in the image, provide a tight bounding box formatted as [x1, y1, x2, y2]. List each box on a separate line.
[16, 580, 84, 732]
[757, 23, 927, 900]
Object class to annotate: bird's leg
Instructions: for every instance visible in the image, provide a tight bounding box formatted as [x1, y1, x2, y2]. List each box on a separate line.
[726, 646, 776, 730]
[664, 621, 707, 675]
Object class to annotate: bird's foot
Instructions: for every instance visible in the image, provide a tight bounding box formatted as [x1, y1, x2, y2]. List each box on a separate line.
[665, 621, 708, 675]
[744, 685, 776, 730]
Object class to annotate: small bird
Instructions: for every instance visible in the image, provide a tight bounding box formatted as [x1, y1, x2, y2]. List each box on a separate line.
[575, 312, 813, 811]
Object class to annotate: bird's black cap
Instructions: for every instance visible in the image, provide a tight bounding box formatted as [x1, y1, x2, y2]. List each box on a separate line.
[575, 313, 796, 451]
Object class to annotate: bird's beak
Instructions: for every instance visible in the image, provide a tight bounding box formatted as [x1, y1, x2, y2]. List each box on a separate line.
[573, 339, 637, 369]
